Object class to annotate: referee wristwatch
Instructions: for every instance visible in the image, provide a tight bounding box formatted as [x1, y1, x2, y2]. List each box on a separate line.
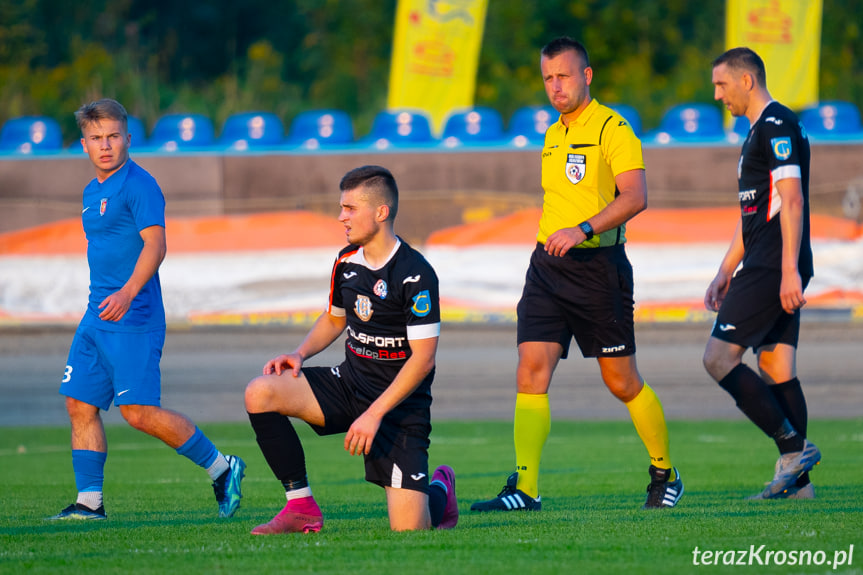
[578, 221, 594, 241]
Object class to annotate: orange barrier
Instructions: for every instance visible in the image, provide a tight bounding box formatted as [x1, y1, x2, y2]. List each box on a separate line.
[426, 207, 861, 246]
[0, 211, 346, 255]
[0, 207, 859, 255]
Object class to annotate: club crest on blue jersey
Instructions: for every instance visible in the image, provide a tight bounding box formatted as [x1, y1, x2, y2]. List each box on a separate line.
[565, 153, 586, 184]
[411, 290, 432, 317]
[355, 295, 374, 322]
[100, 198, 108, 216]
[373, 279, 388, 299]
[771, 137, 792, 160]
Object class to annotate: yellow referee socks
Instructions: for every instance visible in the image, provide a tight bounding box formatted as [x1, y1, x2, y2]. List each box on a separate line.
[625, 382, 675, 480]
[514, 392, 550, 498]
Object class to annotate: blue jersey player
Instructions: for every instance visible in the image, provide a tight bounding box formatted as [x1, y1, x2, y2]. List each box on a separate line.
[48, 99, 245, 521]
[244, 165, 458, 533]
[704, 48, 820, 500]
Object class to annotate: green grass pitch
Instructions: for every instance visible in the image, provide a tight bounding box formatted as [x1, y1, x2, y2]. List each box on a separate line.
[1, 419, 861, 574]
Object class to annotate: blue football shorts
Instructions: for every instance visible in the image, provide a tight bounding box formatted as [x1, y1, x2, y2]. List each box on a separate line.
[60, 323, 164, 410]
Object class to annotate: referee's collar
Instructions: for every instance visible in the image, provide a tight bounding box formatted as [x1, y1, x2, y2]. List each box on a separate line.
[554, 98, 600, 131]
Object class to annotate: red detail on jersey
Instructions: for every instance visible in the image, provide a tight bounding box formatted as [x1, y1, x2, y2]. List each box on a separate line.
[765, 172, 775, 221]
[328, 248, 360, 314]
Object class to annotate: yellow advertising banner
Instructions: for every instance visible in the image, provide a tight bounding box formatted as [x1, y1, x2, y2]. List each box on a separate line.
[387, 0, 488, 135]
[726, 0, 822, 112]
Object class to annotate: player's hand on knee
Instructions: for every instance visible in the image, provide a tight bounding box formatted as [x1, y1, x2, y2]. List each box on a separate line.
[263, 353, 302, 376]
[345, 412, 382, 455]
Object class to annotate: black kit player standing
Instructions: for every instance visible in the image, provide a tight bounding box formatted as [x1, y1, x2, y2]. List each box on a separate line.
[244, 165, 458, 533]
[704, 47, 820, 499]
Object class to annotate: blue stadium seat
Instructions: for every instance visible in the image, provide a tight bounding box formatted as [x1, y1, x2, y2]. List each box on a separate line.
[507, 106, 557, 147]
[219, 111, 284, 150]
[126, 116, 148, 148]
[725, 115, 750, 144]
[650, 103, 726, 144]
[148, 113, 215, 151]
[363, 109, 434, 149]
[285, 109, 354, 148]
[607, 103, 643, 137]
[0, 116, 64, 154]
[799, 101, 863, 137]
[441, 107, 506, 147]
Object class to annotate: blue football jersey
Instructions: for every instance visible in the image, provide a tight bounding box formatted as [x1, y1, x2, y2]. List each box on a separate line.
[80, 160, 166, 331]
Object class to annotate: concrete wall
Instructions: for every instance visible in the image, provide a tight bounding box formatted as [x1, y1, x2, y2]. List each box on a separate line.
[2, 143, 861, 243]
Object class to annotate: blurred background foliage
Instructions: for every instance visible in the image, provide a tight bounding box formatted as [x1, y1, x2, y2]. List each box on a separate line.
[1, 0, 860, 144]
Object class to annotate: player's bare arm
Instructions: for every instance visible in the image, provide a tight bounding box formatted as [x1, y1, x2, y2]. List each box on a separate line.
[705, 218, 745, 312]
[263, 311, 347, 376]
[544, 168, 647, 257]
[776, 177, 806, 313]
[345, 335, 438, 456]
[98, 224, 166, 321]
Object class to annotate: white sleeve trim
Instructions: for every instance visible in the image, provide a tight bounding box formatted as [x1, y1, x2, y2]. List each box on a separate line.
[772, 164, 801, 182]
[329, 305, 346, 317]
[407, 322, 440, 340]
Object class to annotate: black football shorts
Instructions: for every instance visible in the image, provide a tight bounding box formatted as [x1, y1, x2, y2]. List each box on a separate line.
[517, 242, 636, 358]
[711, 266, 810, 350]
[302, 363, 431, 493]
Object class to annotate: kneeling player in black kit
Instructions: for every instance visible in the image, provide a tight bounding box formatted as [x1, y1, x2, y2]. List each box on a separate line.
[244, 165, 458, 533]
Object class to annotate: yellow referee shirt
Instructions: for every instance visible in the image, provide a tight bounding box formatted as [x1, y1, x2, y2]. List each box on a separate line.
[537, 99, 644, 247]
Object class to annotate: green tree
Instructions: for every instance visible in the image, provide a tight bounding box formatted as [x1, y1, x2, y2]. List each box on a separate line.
[1, 0, 861, 144]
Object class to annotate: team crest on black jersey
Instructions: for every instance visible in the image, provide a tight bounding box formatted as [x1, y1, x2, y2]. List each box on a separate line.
[411, 290, 432, 317]
[373, 279, 388, 299]
[355, 295, 374, 321]
[565, 153, 586, 184]
[771, 137, 792, 160]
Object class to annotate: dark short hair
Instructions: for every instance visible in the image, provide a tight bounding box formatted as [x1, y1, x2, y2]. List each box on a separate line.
[75, 98, 128, 133]
[541, 36, 590, 68]
[339, 165, 399, 221]
[713, 47, 767, 88]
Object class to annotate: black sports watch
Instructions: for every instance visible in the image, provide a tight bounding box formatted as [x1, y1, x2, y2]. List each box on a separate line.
[578, 221, 594, 241]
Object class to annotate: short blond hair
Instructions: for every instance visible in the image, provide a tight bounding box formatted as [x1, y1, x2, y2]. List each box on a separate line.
[75, 99, 128, 133]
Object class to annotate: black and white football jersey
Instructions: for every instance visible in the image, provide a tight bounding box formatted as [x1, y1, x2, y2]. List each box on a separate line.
[737, 101, 813, 277]
[328, 239, 440, 404]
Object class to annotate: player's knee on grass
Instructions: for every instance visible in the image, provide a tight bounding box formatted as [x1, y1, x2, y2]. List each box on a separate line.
[385, 487, 431, 531]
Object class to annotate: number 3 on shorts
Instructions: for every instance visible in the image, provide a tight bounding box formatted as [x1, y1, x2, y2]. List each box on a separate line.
[62, 365, 73, 383]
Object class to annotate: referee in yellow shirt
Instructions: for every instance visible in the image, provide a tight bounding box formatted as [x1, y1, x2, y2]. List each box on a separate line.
[471, 37, 683, 512]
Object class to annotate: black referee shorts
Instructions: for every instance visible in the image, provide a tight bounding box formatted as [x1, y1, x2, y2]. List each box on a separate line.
[711, 266, 810, 351]
[517, 242, 636, 359]
[302, 363, 431, 493]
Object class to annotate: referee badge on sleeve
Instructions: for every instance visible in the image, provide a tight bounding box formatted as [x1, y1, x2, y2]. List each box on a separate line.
[565, 154, 586, 184]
